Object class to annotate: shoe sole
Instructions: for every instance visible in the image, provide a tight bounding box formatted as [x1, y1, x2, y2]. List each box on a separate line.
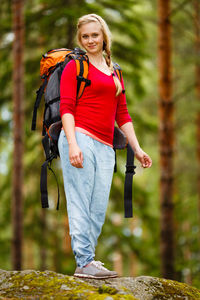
[73, 273, 118, 279]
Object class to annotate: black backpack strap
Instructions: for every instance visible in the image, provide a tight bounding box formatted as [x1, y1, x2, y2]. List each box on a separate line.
[124, 144, 136, 218]
[40, 135, 51, 209]
[40, 135, 60, 210]
[40, 160, 60, 210]
[114, 148, 117, 173]
[31, 76, 48, 131]
[48, 163, 60, 210]
[41, 160, 50, 208]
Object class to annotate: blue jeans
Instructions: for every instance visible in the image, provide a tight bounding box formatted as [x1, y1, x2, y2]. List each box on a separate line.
[58, 130, 115, 268]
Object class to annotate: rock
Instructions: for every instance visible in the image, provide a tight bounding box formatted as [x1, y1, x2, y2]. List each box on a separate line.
[0, 269, 199, 299]
[22, 285, 29, 290]
[60, 284, 71, 291]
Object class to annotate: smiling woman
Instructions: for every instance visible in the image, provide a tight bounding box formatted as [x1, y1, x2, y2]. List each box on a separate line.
[77, 14, 122, 94]
[79, 22, 111, 75]
[58, 13, 152, 280]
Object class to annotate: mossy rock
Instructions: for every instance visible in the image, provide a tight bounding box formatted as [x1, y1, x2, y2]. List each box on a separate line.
[83, 276, 200, 300]
[0, 269, 199, 299]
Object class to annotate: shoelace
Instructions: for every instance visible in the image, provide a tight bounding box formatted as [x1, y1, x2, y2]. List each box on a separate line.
[91, 260, 109, 271]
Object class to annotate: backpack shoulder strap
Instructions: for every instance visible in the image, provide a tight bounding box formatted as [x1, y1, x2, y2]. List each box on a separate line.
[75, 55, 91, 99]
[31, 76, 48, 131]
[113, 62, 122, 81]
[113, 62, 125, 94]
[67, 53, 91, 99]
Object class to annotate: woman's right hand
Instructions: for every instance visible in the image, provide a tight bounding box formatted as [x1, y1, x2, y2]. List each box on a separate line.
[68, 143, 84, 168]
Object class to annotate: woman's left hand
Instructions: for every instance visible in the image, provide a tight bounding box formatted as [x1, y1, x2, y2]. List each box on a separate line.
[135, 148, 152, 168]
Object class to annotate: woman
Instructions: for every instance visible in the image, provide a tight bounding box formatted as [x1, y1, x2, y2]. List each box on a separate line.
[58, 13, 152, 279]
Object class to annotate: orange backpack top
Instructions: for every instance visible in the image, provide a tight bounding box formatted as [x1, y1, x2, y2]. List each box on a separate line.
[40, 48, 71, 79]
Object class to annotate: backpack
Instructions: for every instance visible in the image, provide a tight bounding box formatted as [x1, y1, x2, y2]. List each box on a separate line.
[31, 47, 136, 218]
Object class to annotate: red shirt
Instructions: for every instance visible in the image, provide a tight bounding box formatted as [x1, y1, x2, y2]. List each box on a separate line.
[60, 60, 132, 146]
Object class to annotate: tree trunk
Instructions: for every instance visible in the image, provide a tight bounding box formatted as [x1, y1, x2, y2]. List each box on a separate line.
[37, 19, 48, 271]
[112, 214, 123, 276]
[158, 0, 175, 279]
[129, 218, 138, 277]
[24, 239, 35, 269]
[40, 208, 47, 271]
[63, 0, 75, 49]
[113, 251, 123, 276]
[182, 221, 192, 285]
[67, 19, 75, 49]
[11, 0, 25, 270]
[62, 217, 72, 254]
[194, 0, 200, 243]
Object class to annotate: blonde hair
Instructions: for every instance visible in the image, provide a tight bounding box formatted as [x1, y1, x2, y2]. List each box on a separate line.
[77, 14, 122, 97]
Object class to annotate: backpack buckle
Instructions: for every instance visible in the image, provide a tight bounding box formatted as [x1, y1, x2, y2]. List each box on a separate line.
[76, 75, 91, 87]
[125, 165, 136, 174]
[74, 47, 86, 55]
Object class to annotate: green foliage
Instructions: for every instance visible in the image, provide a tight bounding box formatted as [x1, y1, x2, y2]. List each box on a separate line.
[1, 0, 200, 291]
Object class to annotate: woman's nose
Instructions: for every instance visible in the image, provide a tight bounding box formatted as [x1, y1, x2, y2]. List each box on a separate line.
[88, 36, 93, 43]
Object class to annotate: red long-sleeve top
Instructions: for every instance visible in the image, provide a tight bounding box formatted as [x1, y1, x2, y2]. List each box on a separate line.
[60, 59, 132, 147]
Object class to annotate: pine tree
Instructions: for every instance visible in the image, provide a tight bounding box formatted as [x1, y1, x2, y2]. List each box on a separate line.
[11, 0, 25, 270]
[158, 0, 175, 279]
[194, 0, 200, 235]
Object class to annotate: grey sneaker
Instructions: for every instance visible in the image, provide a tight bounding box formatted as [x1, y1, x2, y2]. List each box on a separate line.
[73, 260, 118, 279]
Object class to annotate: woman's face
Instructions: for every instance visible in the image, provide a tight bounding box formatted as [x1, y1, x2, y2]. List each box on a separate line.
[79, 21, 104, 55]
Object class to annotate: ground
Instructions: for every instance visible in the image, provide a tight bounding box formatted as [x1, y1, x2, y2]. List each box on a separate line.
[0, 269, 200, 299]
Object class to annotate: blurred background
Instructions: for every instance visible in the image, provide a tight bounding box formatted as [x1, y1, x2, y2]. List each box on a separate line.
[1, 0, 200, 290]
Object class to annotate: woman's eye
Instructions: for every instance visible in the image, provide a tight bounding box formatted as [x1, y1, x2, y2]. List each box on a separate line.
[82, 33, 98, 39]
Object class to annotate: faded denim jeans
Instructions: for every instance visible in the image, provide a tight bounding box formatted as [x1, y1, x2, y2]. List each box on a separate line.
[58, 129, 115, 268]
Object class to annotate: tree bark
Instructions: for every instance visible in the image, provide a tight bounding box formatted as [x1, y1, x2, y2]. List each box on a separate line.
[37, 16, 47, 271]
[129, 218, 138, 277]
[112, 214, 123, 276]
[158, 0, 175, 279]
[11, 0, 25, 270]
[67, 18, 75, 49]
[182, 221, 192, 285]
[62, 217, 72, 254]
[39, 208, 47, 271]
[194, 0, 200, 243]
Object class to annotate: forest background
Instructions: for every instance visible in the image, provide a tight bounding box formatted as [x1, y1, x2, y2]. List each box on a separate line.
[1, 0, 200, 290]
